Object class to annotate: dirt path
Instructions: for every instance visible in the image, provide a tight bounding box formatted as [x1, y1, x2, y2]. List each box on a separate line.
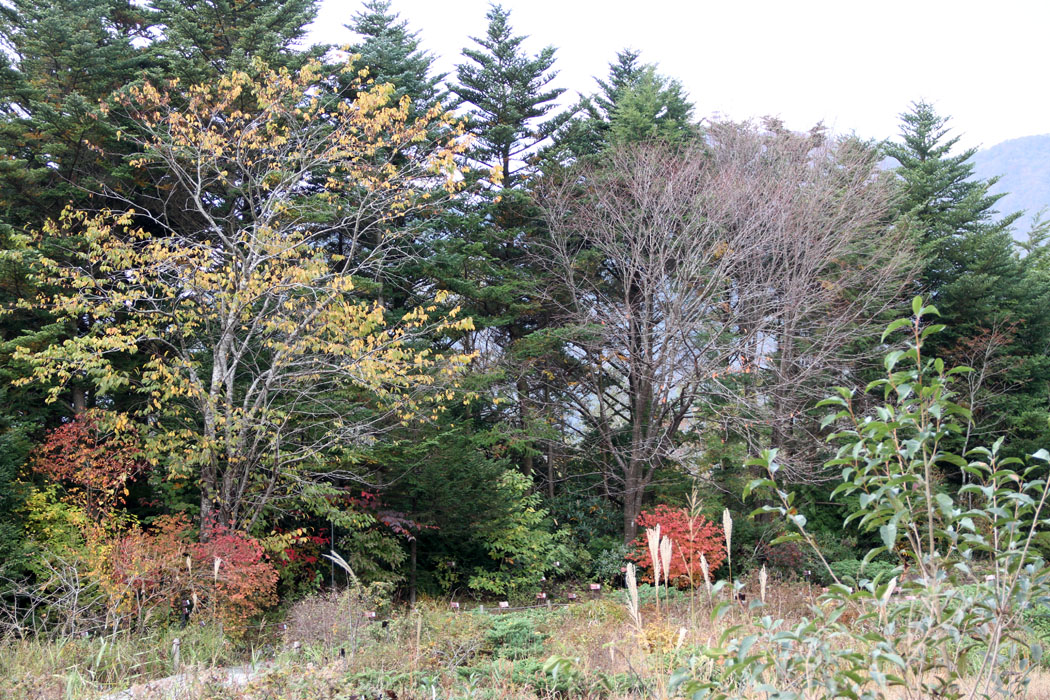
[100, 664, 267, 699]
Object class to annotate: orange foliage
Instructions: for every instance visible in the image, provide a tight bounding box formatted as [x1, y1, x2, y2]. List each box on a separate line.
[100, 515, 277, 631]
[31, 412, 145, 516]
[627, 504, 727, 587]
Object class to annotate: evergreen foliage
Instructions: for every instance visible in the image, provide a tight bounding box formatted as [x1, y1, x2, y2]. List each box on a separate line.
[886, 101, 1050, 457]
[550, 48, 695, 161]
[346, 0, 447, 117]
[885, 101, 1020, 337]
[148, 0, 319, 81]
[452, 4, 570, 186]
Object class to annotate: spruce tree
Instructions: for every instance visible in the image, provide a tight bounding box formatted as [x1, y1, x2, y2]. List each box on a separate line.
[346, 0, 446, 118]
[886, 101, 1050, 457]
[549, 48, 695, 161]
[431, 5, 572, 484]
[148, 0, 319, 82]
[452, 4, 569, 186]
[885, 101, 1021, 348]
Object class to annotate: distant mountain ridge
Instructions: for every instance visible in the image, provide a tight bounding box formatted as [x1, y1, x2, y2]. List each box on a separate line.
[972, 133, 1050, 239]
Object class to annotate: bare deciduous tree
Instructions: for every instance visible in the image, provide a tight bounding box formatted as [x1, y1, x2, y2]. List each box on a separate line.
[537, 122, 914, 541]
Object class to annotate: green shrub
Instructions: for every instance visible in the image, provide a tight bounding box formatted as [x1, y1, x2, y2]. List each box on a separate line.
[592, 543, 629, 584]
[826, 558, 897, 585]
[670, 299, 1050, 699]
[467, 471, 560, 596]
[484, 615, 546, 660]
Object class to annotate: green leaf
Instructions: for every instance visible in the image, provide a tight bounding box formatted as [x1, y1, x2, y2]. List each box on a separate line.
[882, 318, 911, 341]
[879, 523, 897, 550]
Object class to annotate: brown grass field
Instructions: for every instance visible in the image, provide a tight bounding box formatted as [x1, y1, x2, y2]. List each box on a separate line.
[2, 580, 1046, 699]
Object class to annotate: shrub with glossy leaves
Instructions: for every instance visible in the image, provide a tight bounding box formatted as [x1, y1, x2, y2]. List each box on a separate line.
[671, 298, 1050, 699]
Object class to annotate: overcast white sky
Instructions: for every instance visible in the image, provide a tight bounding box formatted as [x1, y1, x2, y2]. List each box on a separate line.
[309, 0, 1048, 151]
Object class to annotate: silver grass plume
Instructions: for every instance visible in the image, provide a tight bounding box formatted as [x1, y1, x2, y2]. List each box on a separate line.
[625, 562, 642, 631]
[723, 508, 733, 579]
[660, 535, 672, 591]
[646, 525, 662, 594]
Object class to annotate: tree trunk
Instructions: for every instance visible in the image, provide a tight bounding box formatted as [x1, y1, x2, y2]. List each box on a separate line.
[517, 375, 533, 477]
[72, 385, 87, 415]
[622, 468, 643, 543]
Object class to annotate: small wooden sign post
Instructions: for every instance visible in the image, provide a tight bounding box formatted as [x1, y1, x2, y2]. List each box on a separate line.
[498, 601, 510, 612]
[450, 601, 460, 612]
[589, 583, 601, 599]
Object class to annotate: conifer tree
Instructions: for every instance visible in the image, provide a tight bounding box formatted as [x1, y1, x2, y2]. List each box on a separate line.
[886, 101, 1050, 456]
[550, 48, 695, 161]
[885, 101, 1021, 349]
[452, 4, 569, 186]
[346, 0, 446, 118]
[0, 0, 150, 220]
[148, 0, 319, 82]
[435, 5, 573, 484]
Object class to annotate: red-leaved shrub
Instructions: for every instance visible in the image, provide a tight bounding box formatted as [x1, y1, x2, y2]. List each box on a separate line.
[31, 413, 146, 516]
[103, 515, 277, 632]
[627, 504, 727, 587]
[192, 523, 278, 625]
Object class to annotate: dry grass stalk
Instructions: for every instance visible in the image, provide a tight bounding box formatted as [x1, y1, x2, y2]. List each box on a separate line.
[723, 508, 734, 584]
[659, 535, 672, 594]
[625, 563, 643, 635]
[700, 554, 712, 601]
[646, 525, 662, 606]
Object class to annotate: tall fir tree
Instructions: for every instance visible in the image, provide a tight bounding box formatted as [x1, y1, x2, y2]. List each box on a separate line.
[886, 101, 1050, 457]
[0, 0, 329, 561]
[328, 0, 452, 307]
[452, 3, 569, 186]
[0, 0, 154, 421]
[0, 0, 150, 222]
[435, 4, 573, 484]
[885, 102, 1022, 348]
[148, 0, 319, 82]
[549, 48, 695, 162]
[346, 0, 447, 118]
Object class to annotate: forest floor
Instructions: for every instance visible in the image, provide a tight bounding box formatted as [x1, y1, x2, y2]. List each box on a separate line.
[4, 581, 1050, 699]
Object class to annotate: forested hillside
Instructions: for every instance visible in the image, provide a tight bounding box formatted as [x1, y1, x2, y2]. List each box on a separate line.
[973, 133, 1050, 238]
[2, 2, 1050, 698]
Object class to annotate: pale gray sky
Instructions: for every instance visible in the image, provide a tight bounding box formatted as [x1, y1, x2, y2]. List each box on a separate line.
[309, 0, 1048, 150]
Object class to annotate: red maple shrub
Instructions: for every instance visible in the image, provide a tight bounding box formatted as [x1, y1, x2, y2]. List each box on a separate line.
[192, 522, 279, 625]
[627, 504, 727, 587]
[102, 515, 277, 631]
[31, 412, 146, 516]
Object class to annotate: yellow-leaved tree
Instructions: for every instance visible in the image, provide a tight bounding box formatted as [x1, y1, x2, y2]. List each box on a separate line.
[16, 59, 474, 532]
